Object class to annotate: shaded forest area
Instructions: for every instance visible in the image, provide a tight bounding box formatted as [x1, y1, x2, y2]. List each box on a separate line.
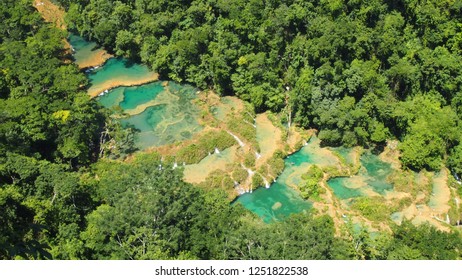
[0, 0, 462, 259]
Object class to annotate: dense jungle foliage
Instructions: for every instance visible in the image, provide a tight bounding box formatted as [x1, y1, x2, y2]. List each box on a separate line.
[61, 0, 462, 173]
[0, 0, 462, 260]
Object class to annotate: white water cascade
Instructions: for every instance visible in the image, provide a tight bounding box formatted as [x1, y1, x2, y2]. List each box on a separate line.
[98, 89, 109, 96]
[238, 164, 254, 193]
[85, 65, 100, 73]
[246, 112, 256, 122]
[234, 181, 246, 195]
[452, 170, 461, 184]
[455, 198, 460, 225]
[261, 176, 270, 189]
[244, 119, 257, 128]
[227, 131, 245, 147]
[242, 164, 255, 176]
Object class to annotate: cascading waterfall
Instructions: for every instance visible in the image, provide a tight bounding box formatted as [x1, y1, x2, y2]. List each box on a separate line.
[246, 111, 256, 122]
[233, 138, 313, 223]
[244, 111, 257, 128]
[261, 175, 270, 189]
[98, 89, 109, 96]
[84, 65, 100, 73]
[456, 198, 460, 225]
[227, 131, 245, 147]
[451, 169, 461, 185]
[243, 119, 257, 128]
[234, 181, 246, 195]
[241, 164, 255, 193]
[242, 165, 254, 176]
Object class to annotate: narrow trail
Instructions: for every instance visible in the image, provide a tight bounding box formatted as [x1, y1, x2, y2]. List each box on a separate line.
[33, 0, 113, 69]
[33, 0, 66, 29]
[33, 0, 73, 57]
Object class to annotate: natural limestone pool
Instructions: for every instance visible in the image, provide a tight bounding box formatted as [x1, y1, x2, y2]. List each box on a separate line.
[97, 81, 203, 149]
[236, 138, 396, 222]
[235, 181, 313, 223]
[66, 34, 203, 150]
[234, 137, 339, 223]
[327, 151, 394, 200]
[72, 34, 399, 225]
[68, 33, 112, 69]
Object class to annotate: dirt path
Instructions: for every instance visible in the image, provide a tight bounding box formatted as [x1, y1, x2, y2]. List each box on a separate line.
[33, 0, 73, 55]
[33, 0, 113, 69]
[34, 0, 66, 29]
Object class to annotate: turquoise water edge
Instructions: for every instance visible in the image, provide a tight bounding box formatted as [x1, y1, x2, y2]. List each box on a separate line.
[72, 34, 395, 223]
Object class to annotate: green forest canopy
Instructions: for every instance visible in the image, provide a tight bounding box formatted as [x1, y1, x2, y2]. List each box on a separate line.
[62, 0, 462, 172]
[0, 0, 462, 260]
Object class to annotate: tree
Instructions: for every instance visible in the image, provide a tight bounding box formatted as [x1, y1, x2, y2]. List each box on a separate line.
[448, 144, 462, 179]
[389, 221, 462, 260]
[300, 165, 324, 199]
[395, 94, 459, 170]
[0, 186, 50, 259]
